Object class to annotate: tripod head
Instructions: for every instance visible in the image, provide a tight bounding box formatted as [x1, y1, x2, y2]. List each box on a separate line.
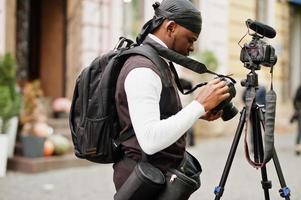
[241, 68, 259, 90]
[240, 68, 262, 109]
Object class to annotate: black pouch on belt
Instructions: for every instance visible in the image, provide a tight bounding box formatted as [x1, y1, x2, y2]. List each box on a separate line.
[114, 161, 165, 200]
[157, 151, 202, 200]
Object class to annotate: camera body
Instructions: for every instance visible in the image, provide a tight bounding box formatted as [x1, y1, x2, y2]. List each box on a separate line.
[240, 37, 277, 69]
[211, 77, 238, 121]
[239, 19, 277, 70]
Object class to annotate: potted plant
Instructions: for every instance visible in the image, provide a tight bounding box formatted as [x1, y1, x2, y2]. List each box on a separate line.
[20, 80, 51, 158]
[0, 53, 21, 177]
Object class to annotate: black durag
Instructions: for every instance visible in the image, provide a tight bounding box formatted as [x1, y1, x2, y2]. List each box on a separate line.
[136, 0, 202, 45]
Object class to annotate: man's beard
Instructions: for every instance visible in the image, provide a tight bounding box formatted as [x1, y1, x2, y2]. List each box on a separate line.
[171, 37, 188, 56]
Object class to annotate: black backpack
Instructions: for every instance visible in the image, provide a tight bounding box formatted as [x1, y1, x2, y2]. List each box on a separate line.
[69, 37, 167, 163]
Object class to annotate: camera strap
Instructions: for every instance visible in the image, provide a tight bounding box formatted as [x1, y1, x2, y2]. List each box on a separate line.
[169, 62, 207, 95]
[243, 86, 259, 168]
[263, 67, 277, 162]
[143, 36, 214, 75]
[244, 67, 276, 169]
[143, 36, 236, 94]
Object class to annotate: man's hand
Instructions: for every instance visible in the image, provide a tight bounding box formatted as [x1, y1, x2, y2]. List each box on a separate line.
[195, 79, 230, 112]
[200, 110, 222, 121]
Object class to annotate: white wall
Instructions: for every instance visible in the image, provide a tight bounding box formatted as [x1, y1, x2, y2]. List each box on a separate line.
[81, 0, 101, 68]
[144, 0, 158, 23]
[111, 0, 123, 45]
[199, 0, 229, 74]
[290, 11, 301, 96]
[0, 0, 5, 55]
[81, 0, 123, 68]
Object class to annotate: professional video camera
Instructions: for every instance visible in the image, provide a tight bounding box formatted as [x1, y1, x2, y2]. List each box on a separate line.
[239, 19, 277, 70]
[211, 19, 279, 121]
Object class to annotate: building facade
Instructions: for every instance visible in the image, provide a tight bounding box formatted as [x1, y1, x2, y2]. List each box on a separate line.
[0, 0, 300, 103]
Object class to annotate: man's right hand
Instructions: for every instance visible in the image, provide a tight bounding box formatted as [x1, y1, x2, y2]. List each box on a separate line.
[195, 79, 230, 112]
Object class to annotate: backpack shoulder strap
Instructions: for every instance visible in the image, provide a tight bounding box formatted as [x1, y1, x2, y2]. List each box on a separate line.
[120, 45, 163, 66]
[120, 45, 170, 84]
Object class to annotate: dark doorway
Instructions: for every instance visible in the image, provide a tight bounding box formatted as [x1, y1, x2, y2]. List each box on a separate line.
[16, 0, 66, 98]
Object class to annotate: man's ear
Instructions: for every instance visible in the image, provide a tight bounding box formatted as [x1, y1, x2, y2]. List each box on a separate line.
[165, 20, 177, 36]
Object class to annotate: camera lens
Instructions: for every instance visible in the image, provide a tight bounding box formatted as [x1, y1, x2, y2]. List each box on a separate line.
[221, 102, 238, 121]
[211, 78, 237, 121]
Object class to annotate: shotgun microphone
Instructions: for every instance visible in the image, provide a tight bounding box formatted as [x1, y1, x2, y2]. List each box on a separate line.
[246, 19, 276, 38]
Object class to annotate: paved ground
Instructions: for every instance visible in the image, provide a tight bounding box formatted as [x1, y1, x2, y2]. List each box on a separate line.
[0, 131, 300, 200]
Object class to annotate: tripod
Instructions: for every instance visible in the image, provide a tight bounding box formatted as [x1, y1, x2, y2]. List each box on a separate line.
[213, 70, 291, 200]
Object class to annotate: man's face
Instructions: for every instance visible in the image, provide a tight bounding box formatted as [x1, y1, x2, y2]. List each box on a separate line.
[171, 25, 199, 56]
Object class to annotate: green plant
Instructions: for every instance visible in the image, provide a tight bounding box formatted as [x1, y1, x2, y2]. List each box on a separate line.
[0, 53, 21, 133]
[191, 50, 219, 71]
[20, 80, 51, 137]
[20, 80, 44, 125]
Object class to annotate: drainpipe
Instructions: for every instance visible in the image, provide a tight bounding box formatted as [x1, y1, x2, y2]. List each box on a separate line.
[0, 0, 5, 55]
[63, 0, 67, 97]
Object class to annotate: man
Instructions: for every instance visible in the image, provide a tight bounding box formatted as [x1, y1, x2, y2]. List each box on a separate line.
[113, 0, 230, 194]
[291, 85, 301, 155]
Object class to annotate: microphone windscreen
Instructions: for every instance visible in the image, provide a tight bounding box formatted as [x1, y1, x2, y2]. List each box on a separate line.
[246, 19, 276, 38]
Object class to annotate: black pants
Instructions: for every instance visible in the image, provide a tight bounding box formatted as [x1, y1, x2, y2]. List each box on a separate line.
[113, 157, 137, 191]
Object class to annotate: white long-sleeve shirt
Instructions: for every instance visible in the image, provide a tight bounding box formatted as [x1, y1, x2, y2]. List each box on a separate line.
[124, 34, 205, 155]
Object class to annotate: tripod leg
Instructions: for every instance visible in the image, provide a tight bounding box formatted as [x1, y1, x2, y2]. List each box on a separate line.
[252, 107, 272, 200]
[296, 116, 301, 155]
[214, 108, 246, 200]
[272, 149, 291, 200]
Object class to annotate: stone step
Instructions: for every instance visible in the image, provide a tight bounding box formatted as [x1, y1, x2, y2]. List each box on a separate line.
[8, 117, 91, 174]
[7, 153, 95, 173]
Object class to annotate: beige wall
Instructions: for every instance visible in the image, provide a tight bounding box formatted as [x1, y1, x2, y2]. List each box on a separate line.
[194, 0, 292, 137]
[274, 2, 290, 101]
[65, 0, 124, 98]
[65, 0, 82, 98]
[228, 0, 290, 102]
[3, 0, 292, 101]
[228, 0, 256, 77]
[5, 0, 16, 56]
[0, 0, 5, 55]
[289, 5, 301, 98]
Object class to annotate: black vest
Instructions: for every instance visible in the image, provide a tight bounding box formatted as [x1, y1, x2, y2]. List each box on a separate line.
[115, 54, 186, 171]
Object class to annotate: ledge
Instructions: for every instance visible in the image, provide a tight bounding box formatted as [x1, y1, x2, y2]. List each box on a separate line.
[7, 154, 94, 173]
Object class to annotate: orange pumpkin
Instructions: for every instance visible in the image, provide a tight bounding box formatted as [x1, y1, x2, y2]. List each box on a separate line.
[44, 140, 55, 156]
